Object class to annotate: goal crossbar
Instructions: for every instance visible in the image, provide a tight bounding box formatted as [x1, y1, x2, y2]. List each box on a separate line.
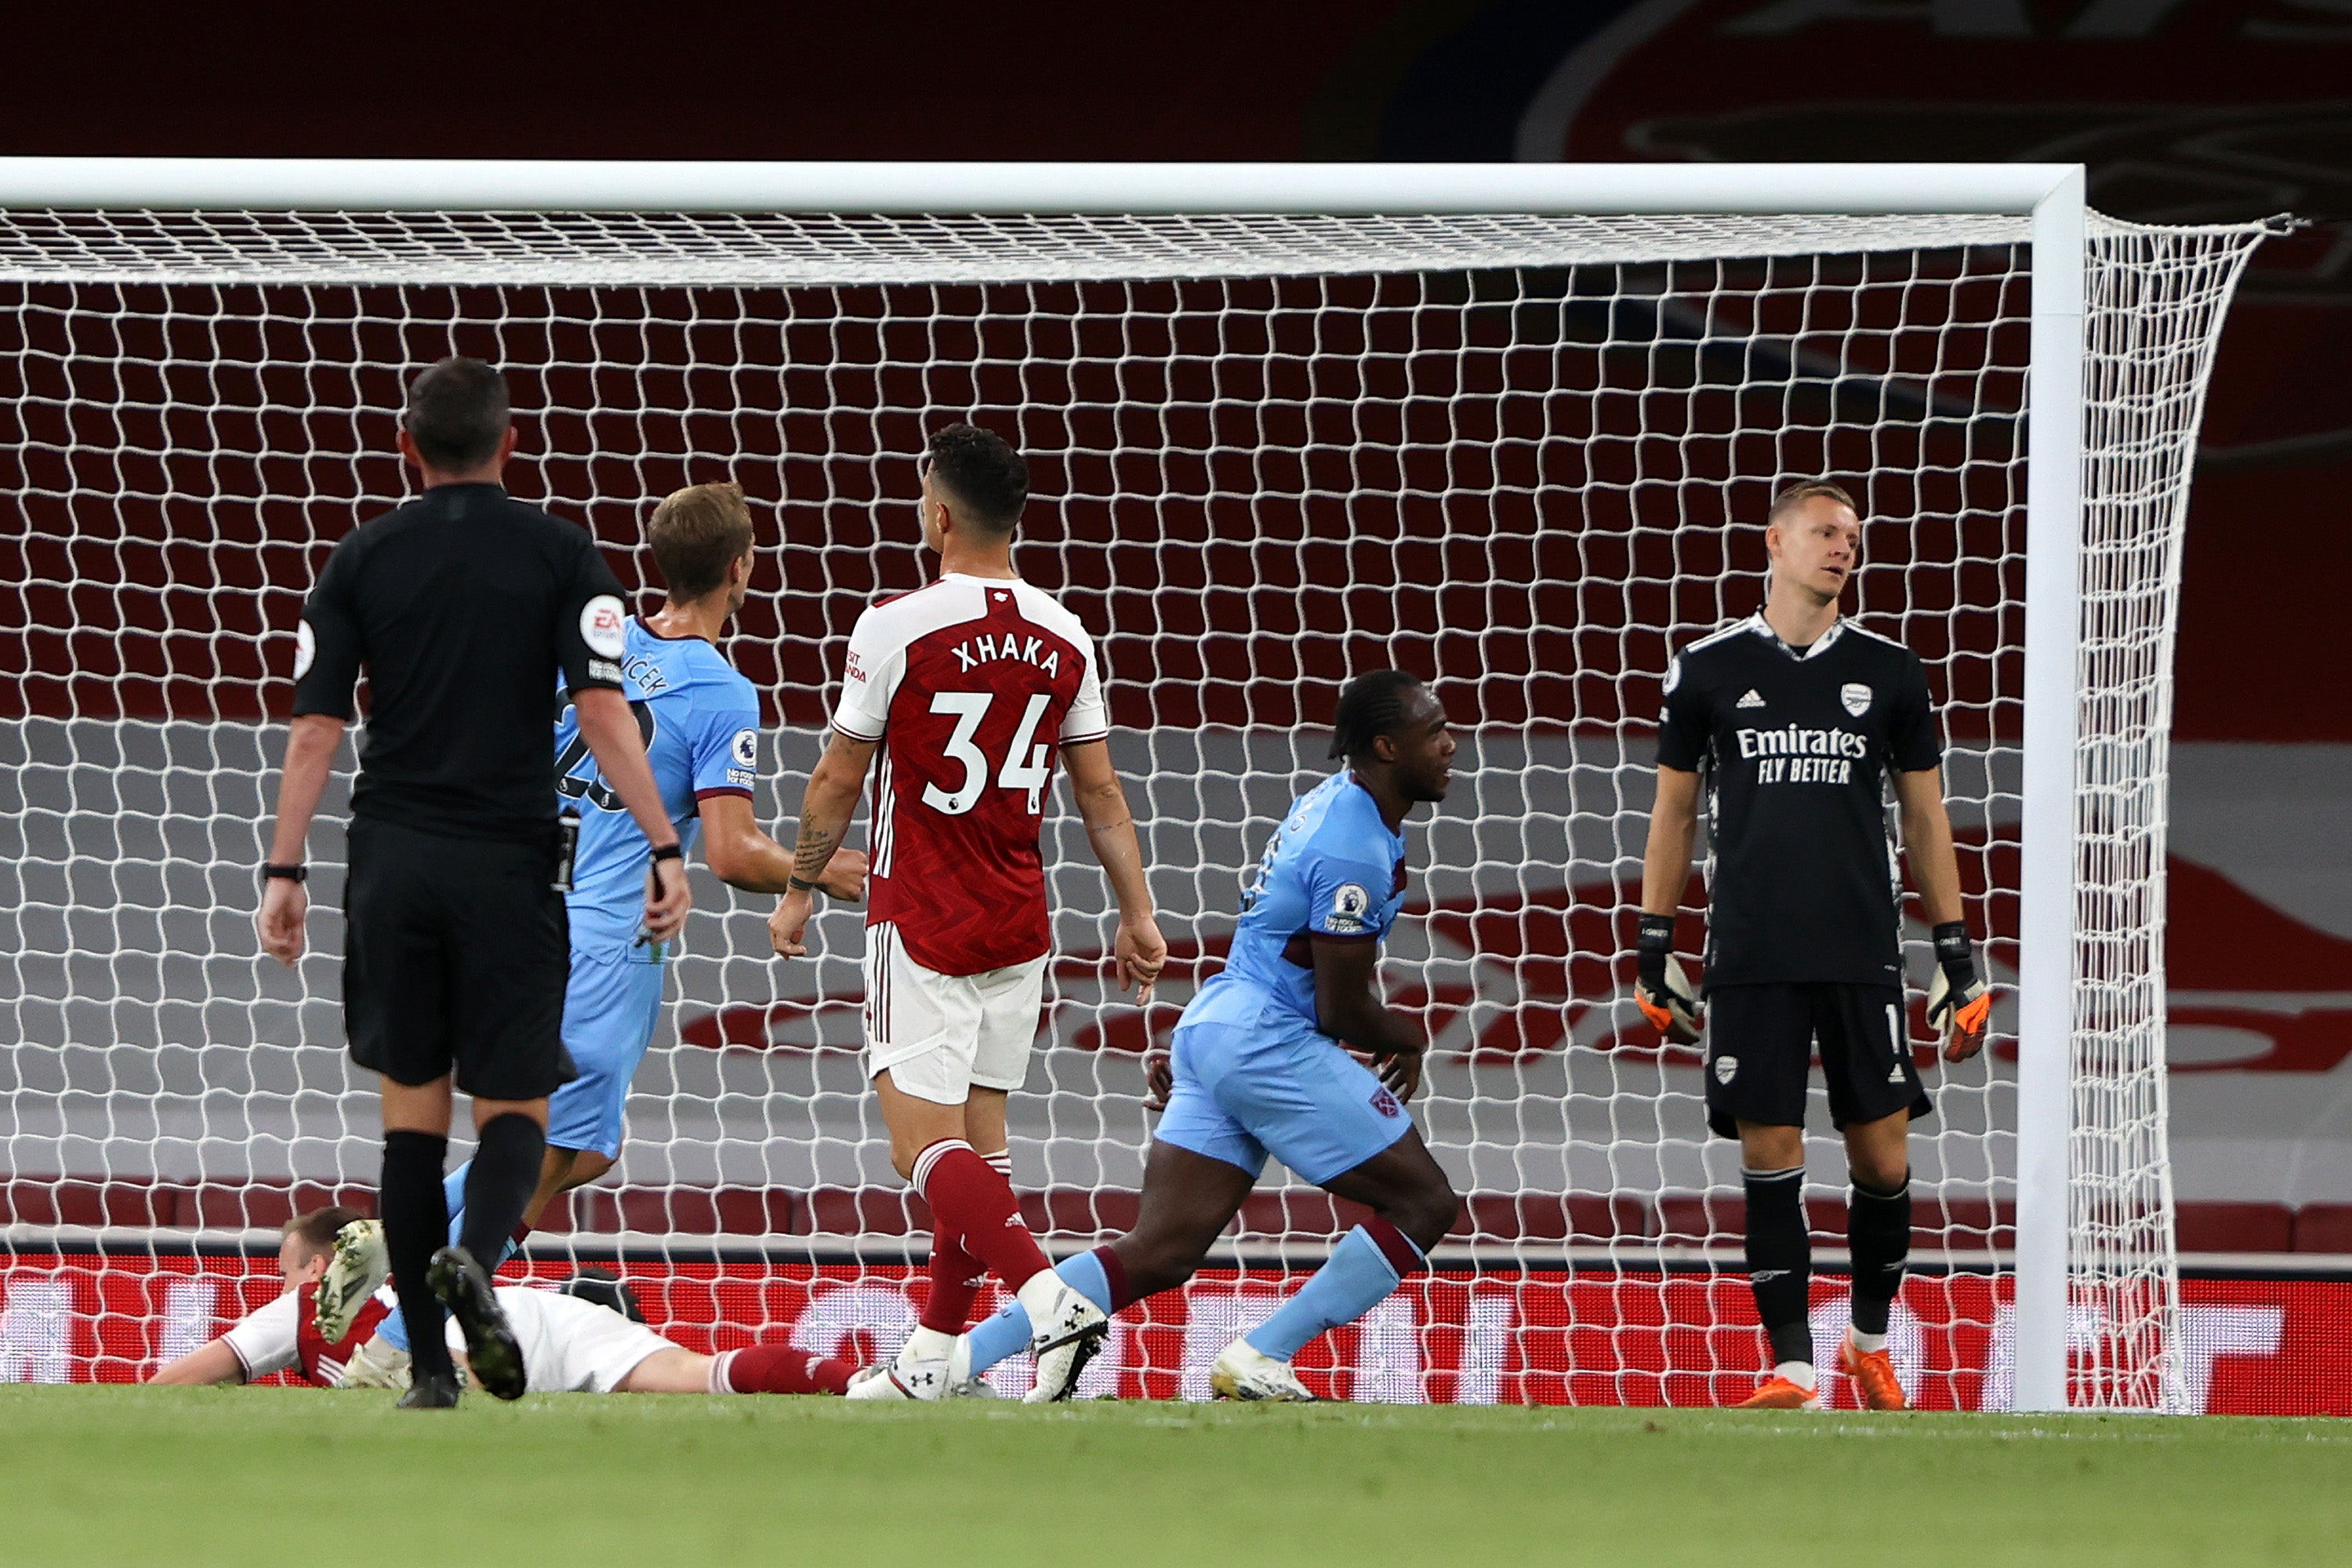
[0, 157, 2089, 216]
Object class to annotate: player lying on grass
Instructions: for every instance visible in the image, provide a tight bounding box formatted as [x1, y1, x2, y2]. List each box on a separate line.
[768, 426, 1166, 1405]
[318, 482, 867, 1360]
[1635, 479, 1991, 1413]
[928, 670, 1461, 1403]
[156, 1207, 856, 1397]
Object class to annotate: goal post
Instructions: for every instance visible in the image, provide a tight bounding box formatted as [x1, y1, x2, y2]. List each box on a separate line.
[0, 159, 2272, 1410]
[2012, 166, 2085, 1417]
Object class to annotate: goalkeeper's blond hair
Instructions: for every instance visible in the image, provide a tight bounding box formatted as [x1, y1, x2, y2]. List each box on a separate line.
[1767, 477, 1860, 523]
[283, 1206, 365, 1262]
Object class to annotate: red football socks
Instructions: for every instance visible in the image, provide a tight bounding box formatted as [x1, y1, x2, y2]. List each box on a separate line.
[918, 1149, 1012, 1335]
[921, 1229, 987, 1334]
[718, 1344, 854, 1396]
[910, 1138, 1050, 1294]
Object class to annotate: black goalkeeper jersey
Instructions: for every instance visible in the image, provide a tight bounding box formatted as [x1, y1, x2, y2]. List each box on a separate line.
[1656, 613, 1943, 988]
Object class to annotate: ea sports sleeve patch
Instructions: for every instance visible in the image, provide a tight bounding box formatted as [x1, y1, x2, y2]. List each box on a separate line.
[555, 533, 630, 694]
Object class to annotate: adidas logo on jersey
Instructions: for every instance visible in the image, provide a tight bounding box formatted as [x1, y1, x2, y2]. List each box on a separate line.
[1736, 688, 1766, 709]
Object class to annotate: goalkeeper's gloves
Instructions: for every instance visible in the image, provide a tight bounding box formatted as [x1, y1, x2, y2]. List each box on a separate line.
[339, 1334, 412, 1391]
[1926, 920, 1993, 1062]
[1635, 913, 1703, 1046]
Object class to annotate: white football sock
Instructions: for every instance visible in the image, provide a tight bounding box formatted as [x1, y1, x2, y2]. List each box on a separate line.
[1775, 1359, 1818, 1392]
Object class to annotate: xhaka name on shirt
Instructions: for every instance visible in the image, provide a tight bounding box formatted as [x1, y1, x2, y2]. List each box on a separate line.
[951, 632, 1062, 677]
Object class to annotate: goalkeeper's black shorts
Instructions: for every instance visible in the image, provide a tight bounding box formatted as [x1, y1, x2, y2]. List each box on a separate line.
[1700, 982, 1929, 1140]
[341, 814, 578, 1100]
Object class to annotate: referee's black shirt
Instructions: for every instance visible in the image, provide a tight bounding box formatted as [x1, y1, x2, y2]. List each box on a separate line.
[290, 482, 628, 840]
[1657, 613, 1943, 989]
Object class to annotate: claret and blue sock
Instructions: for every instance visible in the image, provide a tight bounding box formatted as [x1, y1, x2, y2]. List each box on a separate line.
[1245, 1219, 1424, 1363]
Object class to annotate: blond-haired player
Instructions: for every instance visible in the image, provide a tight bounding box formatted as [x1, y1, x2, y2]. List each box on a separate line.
[1638, 479, 1991, 1411]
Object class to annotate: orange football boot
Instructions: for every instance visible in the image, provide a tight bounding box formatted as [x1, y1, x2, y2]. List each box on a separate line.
[1733, 1374, 1822, 1410]
[1838, 1338, 1908, 1410]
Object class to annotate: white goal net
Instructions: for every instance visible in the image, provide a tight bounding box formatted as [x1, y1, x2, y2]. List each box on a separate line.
[0, 191, 2270, 1408]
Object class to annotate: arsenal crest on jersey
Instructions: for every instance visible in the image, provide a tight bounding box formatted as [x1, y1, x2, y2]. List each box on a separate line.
[1840, 682, 1872, 717]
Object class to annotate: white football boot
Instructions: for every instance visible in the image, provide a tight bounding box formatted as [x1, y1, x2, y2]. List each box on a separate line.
[1210, 1338, 1318, 1402]
[1021, 1274, 1109, 1404]
[846, 1357, 952, 1400]
[313, 1218, 390, 1345]
[846, 1326, 956, 1401]
[941, 1334, 996, 1398]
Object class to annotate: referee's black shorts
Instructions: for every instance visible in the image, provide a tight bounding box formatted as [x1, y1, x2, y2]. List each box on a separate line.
[342, 815, 577, 1100]
[1701, 982, 1930, 1140]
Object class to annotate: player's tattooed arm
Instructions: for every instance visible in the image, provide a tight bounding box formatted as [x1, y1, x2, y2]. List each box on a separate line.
[769, 731, 877, 958]
[1312, 934, 1426, 1100]
[791, 818, 840, 884]
[699, 794, 866, 901]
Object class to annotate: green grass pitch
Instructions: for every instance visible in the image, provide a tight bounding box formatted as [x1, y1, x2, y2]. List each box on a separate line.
[4, 1386, 2343, 1566]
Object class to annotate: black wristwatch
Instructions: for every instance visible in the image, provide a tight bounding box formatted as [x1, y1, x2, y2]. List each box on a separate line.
[260, 863, 307, 885]
[648, 843, 684, 866]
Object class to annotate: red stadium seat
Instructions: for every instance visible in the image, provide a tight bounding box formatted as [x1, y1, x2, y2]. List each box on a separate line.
[799, 1187, 924, 1236]
[2292, 1205, 2352, 1254]
[2174, 1201, 2294, 1254]
[1456, 1194, 1651, 1243]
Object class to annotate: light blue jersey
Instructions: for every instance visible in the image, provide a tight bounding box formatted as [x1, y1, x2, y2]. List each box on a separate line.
[1186, 770, 1408, 1034]
[548, 617, 759, 1154]
[1158, 771, 1416, 1186]
[554, 619, 762, 958]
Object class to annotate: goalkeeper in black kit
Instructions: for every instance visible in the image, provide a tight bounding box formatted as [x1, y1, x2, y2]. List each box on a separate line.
[1635, 481, 1991, 1412]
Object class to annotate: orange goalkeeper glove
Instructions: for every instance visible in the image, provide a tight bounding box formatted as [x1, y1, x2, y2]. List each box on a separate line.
[1926, 920, 1992, 1062]
[1635, 913, 1703, 1046]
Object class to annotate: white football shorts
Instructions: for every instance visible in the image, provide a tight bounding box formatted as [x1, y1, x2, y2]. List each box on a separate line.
[862, 920, 1047, 1106]
[446, 1286, 670, 1395]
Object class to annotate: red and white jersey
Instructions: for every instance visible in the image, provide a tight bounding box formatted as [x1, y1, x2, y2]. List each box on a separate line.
[832, 572, 1109, 976]
[220, 1282, 392, 1387]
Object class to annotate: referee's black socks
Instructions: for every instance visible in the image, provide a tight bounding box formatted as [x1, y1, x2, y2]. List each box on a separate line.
[1742, 1165, 1813, 1368]
[381, 1129, 456, 1380]
[1846, 1175, 1912, 1341]
[459, 1113, 546, 1269]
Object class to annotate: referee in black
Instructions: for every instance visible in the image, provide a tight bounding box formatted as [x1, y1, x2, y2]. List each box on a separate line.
[1635, 480, 1992, 1414]
[256, 358, 691, 1407]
